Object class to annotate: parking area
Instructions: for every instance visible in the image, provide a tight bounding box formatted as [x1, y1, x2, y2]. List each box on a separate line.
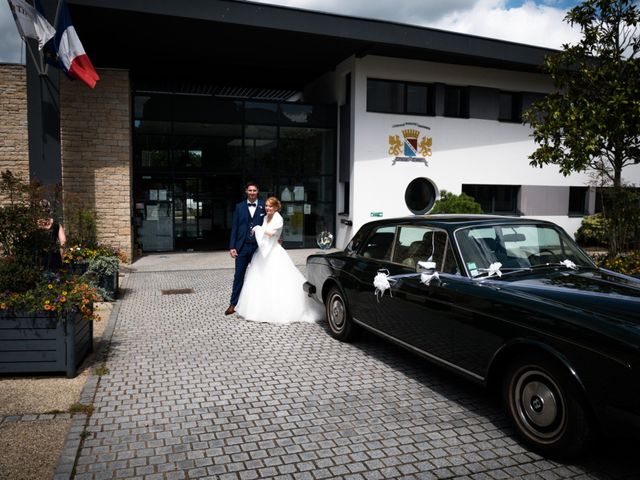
[67, 252, 638, 479]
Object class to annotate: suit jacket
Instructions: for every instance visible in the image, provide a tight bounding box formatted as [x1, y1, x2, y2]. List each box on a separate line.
[229, 198, 266, 251]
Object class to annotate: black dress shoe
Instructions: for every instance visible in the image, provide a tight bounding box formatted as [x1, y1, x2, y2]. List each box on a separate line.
[225, 305, 236, 315]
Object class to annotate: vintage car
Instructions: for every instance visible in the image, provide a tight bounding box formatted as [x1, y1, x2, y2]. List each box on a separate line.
[304, 215, 640, 458]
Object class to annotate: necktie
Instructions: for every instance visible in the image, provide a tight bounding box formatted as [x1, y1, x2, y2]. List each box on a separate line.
[248, 203, 256, 207]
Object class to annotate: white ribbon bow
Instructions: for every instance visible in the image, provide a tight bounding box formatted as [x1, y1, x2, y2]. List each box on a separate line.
[560, 259, 578, 270]
[373, 270, 393, 301]
[420, 271, 440, 286]
[479, 262, 503, 278]
[417, 260, 437, 270]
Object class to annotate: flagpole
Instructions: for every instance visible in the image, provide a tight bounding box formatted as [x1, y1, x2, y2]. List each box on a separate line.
[24, 39, 43, 75]
[43, 0, 61, 76]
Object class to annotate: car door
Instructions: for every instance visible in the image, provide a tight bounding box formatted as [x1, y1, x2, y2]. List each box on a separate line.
[344, 224, 400, 325]
[371, 226, 460, 363]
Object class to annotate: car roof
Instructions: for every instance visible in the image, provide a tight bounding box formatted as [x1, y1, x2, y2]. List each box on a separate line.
[364, 214, 558, 232]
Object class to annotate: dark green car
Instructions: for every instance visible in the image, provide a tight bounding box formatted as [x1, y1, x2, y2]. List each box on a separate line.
[304, 215, 640, 458]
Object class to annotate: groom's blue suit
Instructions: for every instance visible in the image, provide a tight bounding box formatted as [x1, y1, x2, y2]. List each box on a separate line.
[229, 198, 266, 306]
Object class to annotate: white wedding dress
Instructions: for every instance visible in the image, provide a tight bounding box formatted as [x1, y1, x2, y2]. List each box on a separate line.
[235, 212, 324, 324]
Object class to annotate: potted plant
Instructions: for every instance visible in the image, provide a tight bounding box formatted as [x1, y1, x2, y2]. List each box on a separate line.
[87, 254, 120, 299]
[0, 171, 99, 377]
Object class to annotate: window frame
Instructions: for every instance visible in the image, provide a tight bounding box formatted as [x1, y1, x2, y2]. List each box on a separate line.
[367, 78, 435, 116]
[462, 184, 520, 215]
[443, 85, 470, 118]
[498, 91, 523, 123]
[568, 186, 589, 216]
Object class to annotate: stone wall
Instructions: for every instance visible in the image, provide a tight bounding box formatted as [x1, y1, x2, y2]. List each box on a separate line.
[60, 69, 132, 260]
[0, 64, 29, 183]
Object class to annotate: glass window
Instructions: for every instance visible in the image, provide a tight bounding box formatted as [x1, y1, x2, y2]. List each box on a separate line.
[136, 134, 170, 168]
[406, 84, 428, 115]
[462, 185, 519, 214]
[392, 227, 458, 273]
[360, 225, 396, 261]
[134, 120, 171, 134]
[367, 79, 404, 113]
[494, 186, 518, 213]
[244, 125, 277, 175]
[392, 226, 430, 267]
[279, 127, 335, 176]
[134, 94, 173, 120]
[133, 92, 337, 250]
[444, 86, 469, 118]
[280, 104, 313, 125]
[456, 224, 594, 276]
[245, 102, 278, 125]
[367, 79, 435, 116]
[499, 92, 523, 122]
[405, 178, 437, 214]
[569, 186, 588, 215]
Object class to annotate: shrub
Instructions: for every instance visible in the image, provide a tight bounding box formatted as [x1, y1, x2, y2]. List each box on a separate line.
[0, 171, 101, 319]
[575, 214, 609, 247]
[431, 190, 483, 214]
[64, 193, 98, 248]
[87, 255, 120, 276]
[589, 251, 640, 277]
[0, 256, 42, 293]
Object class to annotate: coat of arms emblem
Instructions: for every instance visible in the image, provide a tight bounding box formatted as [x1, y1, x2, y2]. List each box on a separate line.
[388, 123, 432, 165]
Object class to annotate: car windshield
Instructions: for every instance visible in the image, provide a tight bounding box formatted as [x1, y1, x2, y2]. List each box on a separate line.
[454, 224, 595, 278]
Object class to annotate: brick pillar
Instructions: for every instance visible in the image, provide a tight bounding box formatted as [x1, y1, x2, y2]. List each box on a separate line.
[60, 69, 133, 260]
[0, 64, 29, 182]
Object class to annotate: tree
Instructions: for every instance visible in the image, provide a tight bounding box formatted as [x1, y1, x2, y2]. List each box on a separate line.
[523, 0, 640, 254]
[431, 190, 483, 214]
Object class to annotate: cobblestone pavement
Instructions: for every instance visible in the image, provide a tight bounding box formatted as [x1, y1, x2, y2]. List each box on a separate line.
[63, 256, 639, 479]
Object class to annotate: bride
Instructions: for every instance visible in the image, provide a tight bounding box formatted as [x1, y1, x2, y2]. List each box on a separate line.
[235, 196, 323, 324]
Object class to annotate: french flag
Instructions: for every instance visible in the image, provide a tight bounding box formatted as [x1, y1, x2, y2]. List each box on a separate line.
[40, 0, 100, 88]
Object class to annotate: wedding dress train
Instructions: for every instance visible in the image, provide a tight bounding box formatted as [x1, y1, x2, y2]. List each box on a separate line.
[235, 212, 323, 324]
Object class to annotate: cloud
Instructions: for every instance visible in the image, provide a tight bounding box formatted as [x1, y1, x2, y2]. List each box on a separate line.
[251, 0, 581, 49]
[431, 0, 582, 49]
[250, 0, 476, 25]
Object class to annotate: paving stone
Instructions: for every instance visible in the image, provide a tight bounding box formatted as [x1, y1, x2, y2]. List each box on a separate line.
[62, 266, 639, 480]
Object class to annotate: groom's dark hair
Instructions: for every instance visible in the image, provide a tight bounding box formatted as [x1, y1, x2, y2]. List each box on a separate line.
[245, 181, 259, 190]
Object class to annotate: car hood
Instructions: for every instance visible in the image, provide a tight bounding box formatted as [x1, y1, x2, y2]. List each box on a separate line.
[497, 268, 640, 331]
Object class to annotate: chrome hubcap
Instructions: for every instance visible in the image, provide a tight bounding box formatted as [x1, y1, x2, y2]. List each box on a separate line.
[514, 370, 565, 441]
[329, 295, 344, 330]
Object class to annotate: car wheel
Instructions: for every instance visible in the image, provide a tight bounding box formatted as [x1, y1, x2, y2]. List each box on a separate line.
[503, 355, 593, 458]
[325, 286, 355, 341]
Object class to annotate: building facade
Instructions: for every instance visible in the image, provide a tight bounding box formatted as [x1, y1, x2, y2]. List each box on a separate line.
[4, 0, 639, 256]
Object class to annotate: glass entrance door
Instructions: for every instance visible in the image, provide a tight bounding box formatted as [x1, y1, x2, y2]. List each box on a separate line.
[173, 175, 243, 250]
[174, 178, 209, 250]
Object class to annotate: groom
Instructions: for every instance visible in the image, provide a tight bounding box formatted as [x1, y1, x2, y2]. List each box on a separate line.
[225, 181, 265, 315]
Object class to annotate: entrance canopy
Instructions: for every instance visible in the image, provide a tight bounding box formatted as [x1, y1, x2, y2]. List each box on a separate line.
[70, 0, 554, 93]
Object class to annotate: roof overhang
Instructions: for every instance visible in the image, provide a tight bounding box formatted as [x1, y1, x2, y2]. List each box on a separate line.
[69, 0, 555, 91]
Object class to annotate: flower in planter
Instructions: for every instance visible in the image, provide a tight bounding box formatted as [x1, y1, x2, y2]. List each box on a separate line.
[0, 273, 101, 320]
[63, 245, 98, 265]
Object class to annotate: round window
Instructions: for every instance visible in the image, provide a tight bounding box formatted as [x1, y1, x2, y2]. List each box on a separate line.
[405, 178, 437, 214]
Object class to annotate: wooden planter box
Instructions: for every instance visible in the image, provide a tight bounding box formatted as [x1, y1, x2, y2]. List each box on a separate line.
[0, 312, 93, 378]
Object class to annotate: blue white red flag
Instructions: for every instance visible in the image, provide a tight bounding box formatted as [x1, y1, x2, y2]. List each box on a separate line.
[38, 0, 100, 88]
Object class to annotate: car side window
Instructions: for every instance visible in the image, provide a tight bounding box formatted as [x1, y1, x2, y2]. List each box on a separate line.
[392, 226, 431, 267]
[359, 225, 396, 261]
[392, 226, 460, 273]
[441, 238, 461, 275]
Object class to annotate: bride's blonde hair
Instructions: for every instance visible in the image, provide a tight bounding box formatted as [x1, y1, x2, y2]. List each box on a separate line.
[266, 196, 281, 211]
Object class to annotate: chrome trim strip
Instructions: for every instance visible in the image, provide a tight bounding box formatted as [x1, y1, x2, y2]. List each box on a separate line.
[352, 317, 485, 382]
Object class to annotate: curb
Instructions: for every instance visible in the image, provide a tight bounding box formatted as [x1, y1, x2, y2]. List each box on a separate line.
[52, 277, 125, 480]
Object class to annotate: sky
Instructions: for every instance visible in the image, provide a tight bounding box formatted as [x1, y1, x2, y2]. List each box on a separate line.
[0, 0, 583, 64]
